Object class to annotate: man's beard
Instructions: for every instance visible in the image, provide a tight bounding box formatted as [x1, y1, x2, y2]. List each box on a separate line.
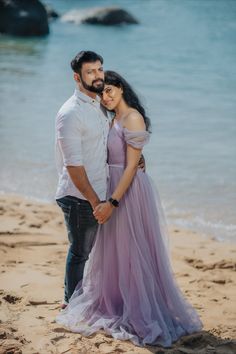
[81, 77, 104, 94]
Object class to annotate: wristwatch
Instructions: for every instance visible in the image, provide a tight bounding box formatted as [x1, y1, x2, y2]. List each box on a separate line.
[108, 197, 119, 208]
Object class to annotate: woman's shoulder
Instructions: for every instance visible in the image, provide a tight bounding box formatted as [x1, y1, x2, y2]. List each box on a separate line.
[123, 109, 146, 131]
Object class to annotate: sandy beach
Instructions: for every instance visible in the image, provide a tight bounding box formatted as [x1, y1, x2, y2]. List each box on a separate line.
[0, 194, 235, 354]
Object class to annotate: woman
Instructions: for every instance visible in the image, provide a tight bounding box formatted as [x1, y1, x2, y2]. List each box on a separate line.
[57, 71, 202, 347]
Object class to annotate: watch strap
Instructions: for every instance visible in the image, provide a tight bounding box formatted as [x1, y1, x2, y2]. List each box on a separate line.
[108, 197, 119, 207]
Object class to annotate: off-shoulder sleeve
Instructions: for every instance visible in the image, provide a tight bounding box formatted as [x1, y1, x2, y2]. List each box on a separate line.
[123, 128, 150, 149]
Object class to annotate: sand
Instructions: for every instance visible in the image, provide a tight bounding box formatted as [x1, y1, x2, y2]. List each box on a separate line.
[0, 194, 235, 354]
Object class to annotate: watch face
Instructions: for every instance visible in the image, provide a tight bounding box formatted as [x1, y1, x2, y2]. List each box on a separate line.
[113, 199, 119, 207]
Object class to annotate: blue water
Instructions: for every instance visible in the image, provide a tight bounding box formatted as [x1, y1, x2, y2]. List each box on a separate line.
[0, 0, 235, 241]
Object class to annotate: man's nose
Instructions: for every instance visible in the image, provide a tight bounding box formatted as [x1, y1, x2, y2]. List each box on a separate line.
[95, 70, 103, 79]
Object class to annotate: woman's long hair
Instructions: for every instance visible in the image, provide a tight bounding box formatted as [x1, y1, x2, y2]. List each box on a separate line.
[104, 71, 151, 132]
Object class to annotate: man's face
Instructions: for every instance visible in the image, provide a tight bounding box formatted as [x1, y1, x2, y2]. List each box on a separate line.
[78, 60, 105, 93]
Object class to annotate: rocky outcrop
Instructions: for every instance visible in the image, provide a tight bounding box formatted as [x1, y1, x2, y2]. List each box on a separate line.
[0, 0, 49, 36]
[82, 7, 139, 25]
[61, 7, 139, 26]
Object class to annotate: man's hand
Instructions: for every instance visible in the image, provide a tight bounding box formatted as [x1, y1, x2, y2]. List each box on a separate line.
[90, 198, 101, 211]
[93, 202, 114, 224]
[67, 165, 101, 208]
[138, 154, 146, 172]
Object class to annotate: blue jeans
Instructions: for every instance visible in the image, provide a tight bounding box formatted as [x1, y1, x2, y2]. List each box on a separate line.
[56, 196, 98, 303]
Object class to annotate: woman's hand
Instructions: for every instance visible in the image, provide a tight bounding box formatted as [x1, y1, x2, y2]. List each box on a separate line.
[93, 202, 114, 224]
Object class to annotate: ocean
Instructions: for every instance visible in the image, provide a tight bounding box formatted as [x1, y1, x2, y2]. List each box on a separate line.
[0, 0, 235, 242]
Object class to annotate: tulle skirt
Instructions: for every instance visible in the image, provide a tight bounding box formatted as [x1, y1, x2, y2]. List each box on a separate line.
[57, 167, 202, 347]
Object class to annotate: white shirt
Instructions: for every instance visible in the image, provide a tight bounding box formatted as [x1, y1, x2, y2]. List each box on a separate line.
[55, 88, 110, 201]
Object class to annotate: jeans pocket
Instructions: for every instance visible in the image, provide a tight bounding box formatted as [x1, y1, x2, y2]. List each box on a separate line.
[77, 202, 97, 228]
[57, 199, 72, 230]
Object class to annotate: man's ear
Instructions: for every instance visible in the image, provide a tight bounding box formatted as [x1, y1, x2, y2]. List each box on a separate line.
[74, 73, 81, 83]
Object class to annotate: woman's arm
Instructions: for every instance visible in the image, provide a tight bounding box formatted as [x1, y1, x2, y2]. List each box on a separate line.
[94, 111, 146, 224]
[111, 113, 145, 201]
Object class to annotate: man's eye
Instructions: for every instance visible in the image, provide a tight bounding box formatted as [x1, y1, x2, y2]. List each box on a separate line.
[87, 71, 92, 74]
[99, 67, 104, 72]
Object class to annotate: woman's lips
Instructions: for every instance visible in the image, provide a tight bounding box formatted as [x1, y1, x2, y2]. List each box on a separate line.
[104, 100, 113, 106]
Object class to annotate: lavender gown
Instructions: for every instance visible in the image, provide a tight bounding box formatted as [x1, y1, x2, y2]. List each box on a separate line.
[57, 121, 203, 347]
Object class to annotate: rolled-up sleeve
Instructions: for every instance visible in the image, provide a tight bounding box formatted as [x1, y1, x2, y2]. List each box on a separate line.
[56, 112, 83, 166]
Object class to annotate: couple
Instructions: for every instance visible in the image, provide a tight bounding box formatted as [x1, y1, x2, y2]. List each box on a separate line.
[55, 51, 202, 347]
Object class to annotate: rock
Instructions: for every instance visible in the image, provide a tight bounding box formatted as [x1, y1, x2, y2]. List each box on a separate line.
[83, 7, 139, 25]
[0, 0, 49, 37]
[61, 7, 139, 26]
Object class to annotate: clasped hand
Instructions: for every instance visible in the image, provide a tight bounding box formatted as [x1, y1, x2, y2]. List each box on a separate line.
[93, 201, 113, 224]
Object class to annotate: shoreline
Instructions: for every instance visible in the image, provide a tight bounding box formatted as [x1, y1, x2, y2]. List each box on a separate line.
[0, 194, 235, 353]
[0, 190, 235, 244]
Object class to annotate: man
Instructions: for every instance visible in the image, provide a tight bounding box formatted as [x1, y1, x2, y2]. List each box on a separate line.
[55, 51, 144, 309]
[55, 51, 109, 309]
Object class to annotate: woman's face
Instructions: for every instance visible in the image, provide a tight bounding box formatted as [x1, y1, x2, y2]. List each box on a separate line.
[101, 84, 123, 110]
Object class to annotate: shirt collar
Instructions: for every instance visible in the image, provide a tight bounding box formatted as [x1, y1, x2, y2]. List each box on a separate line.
[74, 87, 101, 105]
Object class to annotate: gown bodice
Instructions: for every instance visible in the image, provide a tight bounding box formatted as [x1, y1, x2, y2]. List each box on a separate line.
[107, 121, 150, 166]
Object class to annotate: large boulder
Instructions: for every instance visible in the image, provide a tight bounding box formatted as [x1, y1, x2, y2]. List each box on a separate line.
[0, 0, 49, 36]
[83, 7, 139, 25]
[61, 7, 139, 26]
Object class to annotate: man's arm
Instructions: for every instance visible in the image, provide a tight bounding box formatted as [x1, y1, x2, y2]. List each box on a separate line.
[67, 165, 100, 210]
[57, 111, 100, 209]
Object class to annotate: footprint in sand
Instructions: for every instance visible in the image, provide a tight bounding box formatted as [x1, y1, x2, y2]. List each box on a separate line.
[20, 284, 29, 288]
[0, 207, 6, 215]
[29, 223, 42, 229]
[98, 343, 117, 353]
[50, 334, 68, 343]
[52, 327, 75, 334]
[211, 278, 232, 285]
[185, 257, 236, 271]
[216, 341, 236, 354]
[0, 339, 22, 354]
[3, 294, 22, 304]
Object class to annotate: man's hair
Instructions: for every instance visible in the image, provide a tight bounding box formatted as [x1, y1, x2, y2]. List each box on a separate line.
[71, 51, 103, 75]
